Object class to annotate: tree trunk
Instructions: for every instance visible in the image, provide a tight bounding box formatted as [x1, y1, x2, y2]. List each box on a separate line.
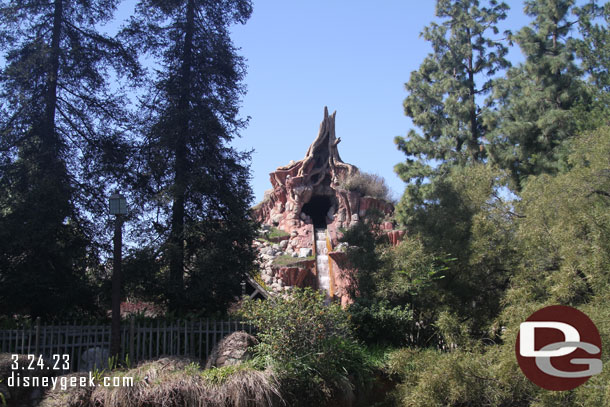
[466, 28, 480, 161]
[43, 0, 62, 155]
[38, 0, 71, 236]
[468, 68, 479, 160]
[168, 0, 195, 311]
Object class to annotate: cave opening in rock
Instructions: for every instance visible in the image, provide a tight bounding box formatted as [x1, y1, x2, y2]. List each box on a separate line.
[301, 195, 332, 229]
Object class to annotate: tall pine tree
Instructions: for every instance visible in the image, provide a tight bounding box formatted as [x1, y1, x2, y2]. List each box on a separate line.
[394, 0, 510, 224]
[125, 0, 257, 313]
[573, 1, 610, 93]
[393, 0, 514, 334]
[486, 0, 588, 189]
[0, 1, 137, 317]
[570, 1, 610, 132]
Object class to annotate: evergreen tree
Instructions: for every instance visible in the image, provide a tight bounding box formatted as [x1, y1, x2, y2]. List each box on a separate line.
[125, 0, 257, 313]
[486, 0, 588, 189]
[570, 1, 610, 133]
[392, 1, 514, 334]
[573, 1, 610, 92]
[499, 126, 610, 337]
[0, 1, 136, 317]
[394, 0, 510, 224]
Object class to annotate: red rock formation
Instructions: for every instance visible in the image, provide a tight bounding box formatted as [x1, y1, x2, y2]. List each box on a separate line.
[276, 260, 317, 288]
[253, 107, 393, 235]
[327, 251, 355, 307]
[252, 107, 404, 304]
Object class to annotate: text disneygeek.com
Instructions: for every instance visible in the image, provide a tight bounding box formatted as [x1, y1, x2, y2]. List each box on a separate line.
[7, 371, 134, 391]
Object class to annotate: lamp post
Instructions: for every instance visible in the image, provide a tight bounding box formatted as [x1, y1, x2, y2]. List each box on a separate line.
[109, 193, 127, 359]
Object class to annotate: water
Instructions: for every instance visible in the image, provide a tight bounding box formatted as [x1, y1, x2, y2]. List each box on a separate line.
[315, 229, 330, 301]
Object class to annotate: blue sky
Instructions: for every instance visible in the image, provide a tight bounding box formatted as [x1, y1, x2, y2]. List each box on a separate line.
[111, 1, 543, 203]
[228, 0, 531, 203]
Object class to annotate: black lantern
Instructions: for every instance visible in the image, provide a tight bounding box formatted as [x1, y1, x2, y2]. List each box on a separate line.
[109, 193, 127, 215]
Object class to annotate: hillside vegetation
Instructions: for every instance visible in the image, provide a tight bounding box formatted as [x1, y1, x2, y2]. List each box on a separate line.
[0, 0, 609, 406]
[338, 0, 610, 405]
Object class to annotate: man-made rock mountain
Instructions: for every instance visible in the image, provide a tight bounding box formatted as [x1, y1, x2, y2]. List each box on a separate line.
[252, 107, 403, 305]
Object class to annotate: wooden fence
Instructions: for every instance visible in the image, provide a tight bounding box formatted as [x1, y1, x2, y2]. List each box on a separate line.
[0, 319, 252, 372]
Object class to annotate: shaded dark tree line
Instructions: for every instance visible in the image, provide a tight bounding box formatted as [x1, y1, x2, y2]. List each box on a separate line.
[0, 0, 256, 319]
[392, 0, 610, 335]
[346, 3, 610, 405]
[345, 0, 610, 349]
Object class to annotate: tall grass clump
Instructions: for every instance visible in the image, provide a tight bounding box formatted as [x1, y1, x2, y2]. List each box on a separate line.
[240, 288, 373, 407]
[88, 357, 281, 407]
[341, 171, 391, 201]
[39, 372, 95, 407]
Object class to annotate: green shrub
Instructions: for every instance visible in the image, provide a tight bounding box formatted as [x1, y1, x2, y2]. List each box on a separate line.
[341, 227, 447, 348]
[434, 310, 474, 349]
[271, 254, 314, 267]
[388, 346, 535, 407]
[387, 335, 610, 407]
[240, 288, 372, 406]
[258, 226, 290, 243]
[341, 171, 391, 201]
[348, 299, 413, 347]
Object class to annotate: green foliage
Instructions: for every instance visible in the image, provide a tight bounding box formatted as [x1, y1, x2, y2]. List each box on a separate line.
[123, 0, 257, 314]
[199, 364, 251, 385]
[376, 236, 446, 305]
[266, 226, 290, 240]
[0, 0, 258, 320]
[120, 247, 165, 303]
[385, 3, 610, 406]
[0, 0, 136, 318]
[388, 346, 535, 407]
[393, 1, 518, 340]
[395, 0, 510, 194]
[348, 300, 413, 347]
[252, 273, 270, 292]
[344, 234, 448, 347]
[386, 297, 610, 407]
[501, 127, 610, 323]
[271, 254, 314, 267]
[340, 171, 392, 201]
[383, 128, 610, 407]
[340, 214, 386, 299]
[184, 218, 258, 314]
[434, 310, 475, 349]
[396, 164, 516, 338]
[573, 1, 610, 92]
[240, 288, 372, 406]
[487, 0, 589, 189]
[342, 208, 487, 347]
[257, 226, 290, 244]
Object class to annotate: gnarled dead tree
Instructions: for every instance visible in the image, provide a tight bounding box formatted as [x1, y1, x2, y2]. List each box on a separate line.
[271, 107, 357, 190]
